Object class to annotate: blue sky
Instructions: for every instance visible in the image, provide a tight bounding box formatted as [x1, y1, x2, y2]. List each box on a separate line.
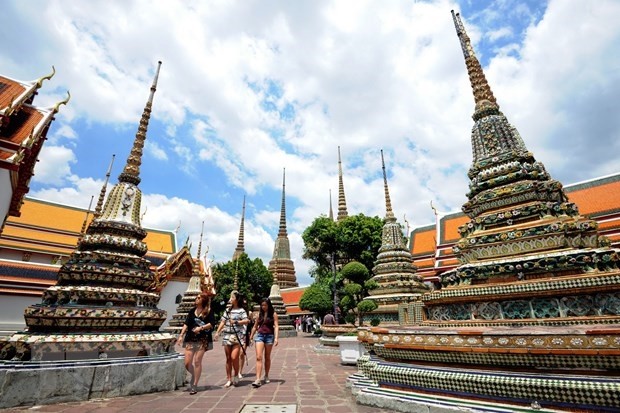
[1, 0, 619, 286]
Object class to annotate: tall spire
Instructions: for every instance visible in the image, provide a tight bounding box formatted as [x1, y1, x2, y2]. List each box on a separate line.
[94, 154, 115, 219]
[451, 10, 498, 119]
[232, 195, 246, 260]
[337, 146, 348, 221]
[328, 189, 334, 221]
[380, 149, 395, 221]
[268, 167, 298, 288]
[278, 169, 287, 236]
[118, 61, 162, 185]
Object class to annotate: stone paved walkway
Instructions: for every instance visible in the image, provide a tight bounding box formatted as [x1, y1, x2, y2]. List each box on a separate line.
[3, 335, 392, 413]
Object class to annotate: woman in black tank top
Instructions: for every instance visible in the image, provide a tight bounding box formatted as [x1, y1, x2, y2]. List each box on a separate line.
[249, 297, 279, 387]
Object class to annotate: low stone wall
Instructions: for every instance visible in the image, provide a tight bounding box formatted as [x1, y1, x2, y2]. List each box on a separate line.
[0, 353, 184, 409]
[320, 325, 358, 347]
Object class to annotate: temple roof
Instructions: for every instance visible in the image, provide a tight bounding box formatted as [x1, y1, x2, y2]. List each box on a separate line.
[1, 197, 176, 255]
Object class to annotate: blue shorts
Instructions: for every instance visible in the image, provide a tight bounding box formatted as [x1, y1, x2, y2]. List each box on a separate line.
[254, 332, 275, 345]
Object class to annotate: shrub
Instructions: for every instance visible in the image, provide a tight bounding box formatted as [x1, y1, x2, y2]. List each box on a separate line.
[370, 318, 380, 327]
[345, 313, 356, 325]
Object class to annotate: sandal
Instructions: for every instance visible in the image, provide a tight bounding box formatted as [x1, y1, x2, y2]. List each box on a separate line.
[264, 376, 270, 384]
[189, 385, 197, 395]
[251, 380, 262, 388]
[224, 380, 232, 388]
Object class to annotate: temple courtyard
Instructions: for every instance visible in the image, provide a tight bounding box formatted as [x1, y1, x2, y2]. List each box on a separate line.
[2, 334, 392, 413]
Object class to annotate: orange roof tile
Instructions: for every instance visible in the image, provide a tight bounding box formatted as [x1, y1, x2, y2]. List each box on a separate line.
[441, 214, 469, 243]
[0, 76, 26, 108]
[410, 226, 435, 256]
[0, 105, 44, 147]
[3, 197, 176, 254]
[566, 176, 620, 216]
[281, 287, 306, 305]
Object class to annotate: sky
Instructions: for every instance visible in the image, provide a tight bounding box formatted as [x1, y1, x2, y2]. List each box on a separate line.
[1, 0, 619, 287]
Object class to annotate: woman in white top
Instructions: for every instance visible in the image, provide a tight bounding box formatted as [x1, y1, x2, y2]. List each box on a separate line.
[214, 290, 249, 387]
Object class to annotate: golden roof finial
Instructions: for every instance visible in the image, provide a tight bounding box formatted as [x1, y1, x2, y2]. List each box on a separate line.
[52, 91, 71, 113]
[197, 221, 205, 259]
[94, 154, 115, 219]
[451, 11, 498, 117]
[381, 149, 395, 221]
[118, 61, 162, 185]
[35, 66, 56, 89]
[78, 196, 95, 242]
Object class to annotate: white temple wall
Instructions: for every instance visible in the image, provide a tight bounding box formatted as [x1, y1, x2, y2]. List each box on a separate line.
[0, 294, 39, 336]
[159, 280, 187, 327]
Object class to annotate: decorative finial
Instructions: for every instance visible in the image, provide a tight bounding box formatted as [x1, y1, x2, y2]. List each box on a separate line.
[380, 149, 395, 220]
[78, 196, 95, 241]
[118, 61, 162, 185]
[52, 91, 71, 113]
[430, 200, 438, 217]
[197, 221, 205, 259]
[404, 214, 410, 238]
[278, 168, 287, 236]
[35, 66, 56, 89]
[337, 146, 348, 221]
[94, 154, 115, 219]
[140, 206, 148, 221]
[232, 196, 246, 260]
[451, 11, 498, 118]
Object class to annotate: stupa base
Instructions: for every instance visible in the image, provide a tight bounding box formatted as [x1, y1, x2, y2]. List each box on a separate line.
[0, 352, 184, 409]
[4, 332, 176, 361]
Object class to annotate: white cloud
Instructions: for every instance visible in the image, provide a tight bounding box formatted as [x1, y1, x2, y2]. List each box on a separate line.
[6, 0, 620, 287]
[32, 145, 76, 185]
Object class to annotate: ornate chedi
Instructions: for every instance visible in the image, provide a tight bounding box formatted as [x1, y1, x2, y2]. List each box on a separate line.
[366, 150, 428, 324]
[8, 62, 177, 361]
[268, 169, 298, 288]
[350, 13, 620, 412]
[337, 146, 349, 221]
[232, 195, 246, 261]
[267, 169, 297, 337]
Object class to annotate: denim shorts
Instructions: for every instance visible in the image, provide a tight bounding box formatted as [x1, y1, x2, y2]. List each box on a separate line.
[254, 332, 275, 345]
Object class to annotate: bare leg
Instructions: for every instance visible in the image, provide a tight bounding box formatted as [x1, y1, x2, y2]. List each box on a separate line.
[254, 341, 265, 382]
[230, 344, 241, 378]
[238, 344, 245, 376]
[184, 347, 195, 385]
[224, 344, 233, 382]
[264, 343, 274, 380]
[192, 347, 207, 387]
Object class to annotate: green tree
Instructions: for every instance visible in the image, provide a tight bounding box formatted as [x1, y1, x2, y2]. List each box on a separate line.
[299, 283, 333, 318]
[302, 213, 383, 281]
[212, 253, 272, 318]
[338, 261, 378, 326]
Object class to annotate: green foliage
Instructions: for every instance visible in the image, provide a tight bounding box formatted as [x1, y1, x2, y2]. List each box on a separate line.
[358, 299, 378, 314]
[299, 283, 333, 318]
[344, 313, 356, 325]
[336, 214, 384, 271]
[343, 282, 362, 296]
[211, 253, 272, 318]
[341, 261, 370, 285]
[302, 214, 383, 281]
[370, 318, 381, 327]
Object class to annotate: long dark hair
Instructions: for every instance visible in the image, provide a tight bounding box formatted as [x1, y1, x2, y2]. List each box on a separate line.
[197, 293, 211, 317]
[258, 297, 275, 323]
[230, 290, 245, 309]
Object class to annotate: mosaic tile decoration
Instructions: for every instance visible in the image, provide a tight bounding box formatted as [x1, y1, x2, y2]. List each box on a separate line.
[360, 355, 620, 410]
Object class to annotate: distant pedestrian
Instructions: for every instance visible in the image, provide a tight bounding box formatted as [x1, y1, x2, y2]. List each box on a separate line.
[323, 312, 336, 325]
[176, 293, 215, 395]
[249, 297, 279, 387]
[214, 291, 249, 387]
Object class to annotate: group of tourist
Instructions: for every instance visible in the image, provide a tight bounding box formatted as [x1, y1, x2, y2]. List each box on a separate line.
[175, 291, 279, 394]
[294, 314, 320, 332]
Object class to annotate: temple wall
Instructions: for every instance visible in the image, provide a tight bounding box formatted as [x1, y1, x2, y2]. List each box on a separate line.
[0, 170, 11, 231]
[0, 295, 39, 336]
[159, 280, 187, 327]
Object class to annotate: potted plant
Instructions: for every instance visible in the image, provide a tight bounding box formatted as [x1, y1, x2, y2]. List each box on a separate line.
[335, 332, 366, 365]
